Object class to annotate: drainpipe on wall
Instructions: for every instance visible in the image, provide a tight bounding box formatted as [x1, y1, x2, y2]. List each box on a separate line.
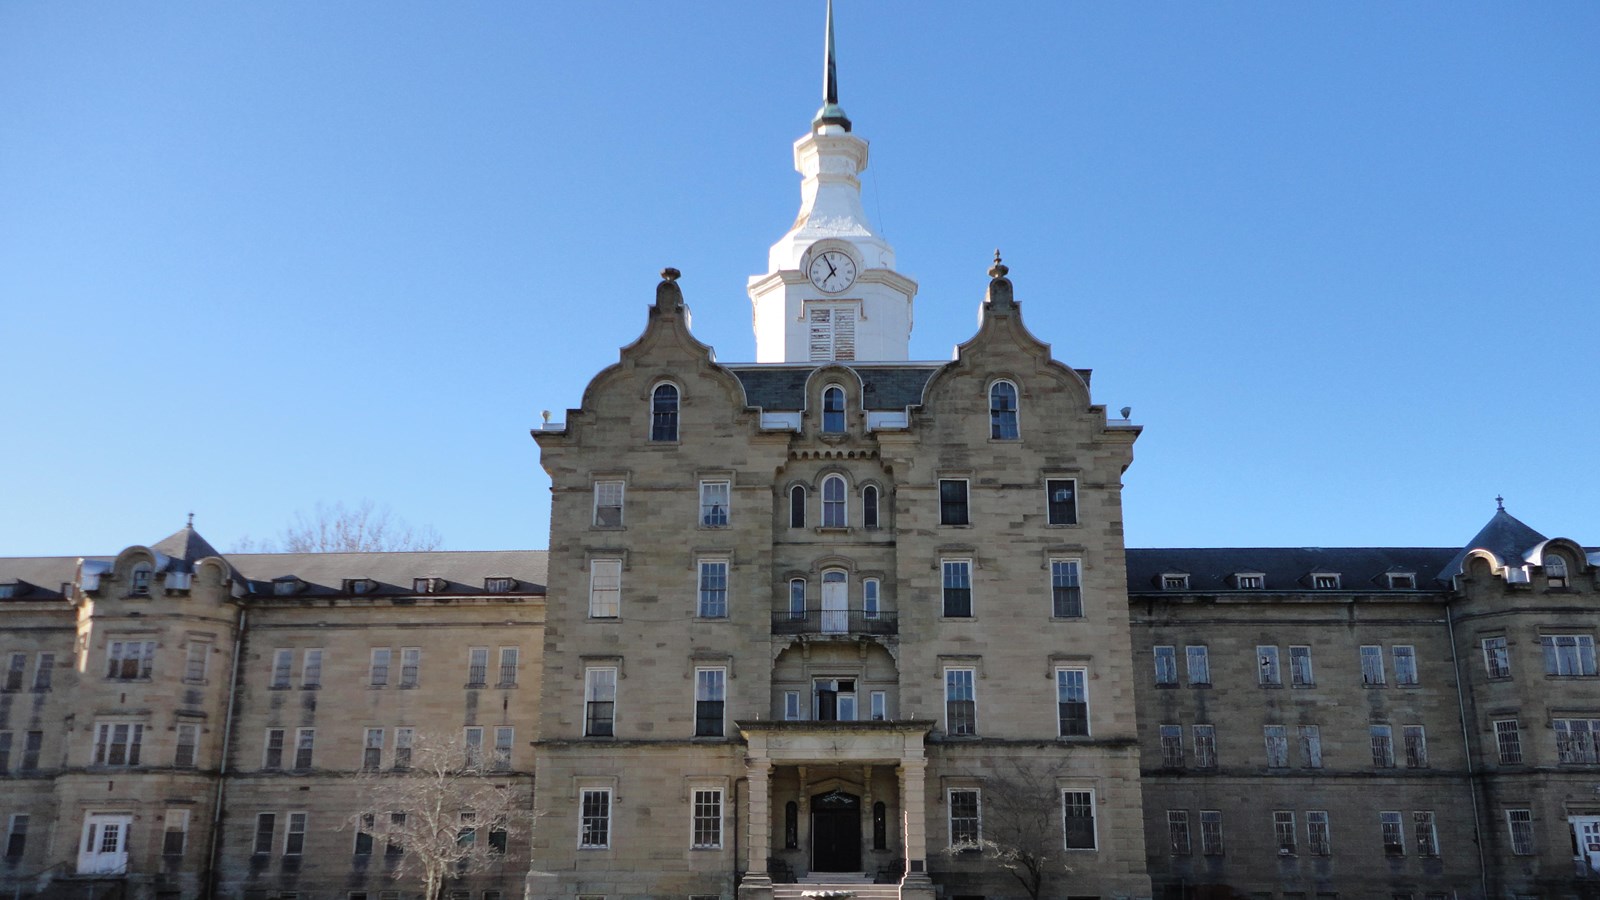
[1446, 602, 1491, 899]
[204, 607, 247, 900]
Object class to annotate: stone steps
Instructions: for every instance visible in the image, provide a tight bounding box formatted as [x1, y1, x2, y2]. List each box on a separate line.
[773, 876, 900, 900]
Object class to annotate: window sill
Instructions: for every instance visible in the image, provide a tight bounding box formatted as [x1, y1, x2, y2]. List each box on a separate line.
[1050, 616, 1086, 622]
[1291, 683, 1316, 689]
[590, 525, 626, 532]
[496, 682, 518, 690]
[1044, 522, 1081, 528]
[939, 522, 973, 529]
[465, 683, 488, 690]
[1188, 683, 1213, 689]
[939, 616, 977, 623]
[813, 526, 850, 535]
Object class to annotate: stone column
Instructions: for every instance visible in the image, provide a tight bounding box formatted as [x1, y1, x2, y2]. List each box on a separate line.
[898, 758, 935, 900]
[739, 756, 774, 900]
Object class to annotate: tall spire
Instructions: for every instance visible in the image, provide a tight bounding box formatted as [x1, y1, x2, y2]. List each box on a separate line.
[813, 0, 851, 132]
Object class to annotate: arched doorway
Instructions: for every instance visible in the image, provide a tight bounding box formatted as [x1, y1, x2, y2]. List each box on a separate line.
[811, 789, 862, 872]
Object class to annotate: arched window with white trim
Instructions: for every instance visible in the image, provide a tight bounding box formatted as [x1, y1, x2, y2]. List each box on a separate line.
[822, 475, 847, 528]
[788, 578, 807, 621]
[989, 380, 1019, 440]
[822, 386, 846, 434]
[651, 383, 679, 442]
[1548, 554, 1570, 588]
[789, 485, 806, 529]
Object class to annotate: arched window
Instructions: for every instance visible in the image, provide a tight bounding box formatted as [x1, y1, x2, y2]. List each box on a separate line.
[822, 475, 847, 527]
[789, 485, 807, 529]
[821, 570, 849, 634]
[650, 384, 679, 442]
[129, 563, 153, 597]
[863, 578, 880, 620]
[788, 578, 807, 621]
[784, 801, 799, 849]
[862, 485, 880, 529]
[990, 380, 1019, 440]
[1548, 554, 1569, 588]
[873, 801, 888, 850]
[822, 386, 846, 434]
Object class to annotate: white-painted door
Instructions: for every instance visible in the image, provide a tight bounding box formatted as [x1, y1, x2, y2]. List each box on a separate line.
[1573, 816, 1600, 871]
[821, 572, 848, 634]
[78, 813, 132, 874]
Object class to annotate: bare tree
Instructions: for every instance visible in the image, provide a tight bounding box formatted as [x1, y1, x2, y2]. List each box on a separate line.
[342, 733, 527, 900]
[945, 758, 1074, 900]
[233, 500, 443, 553]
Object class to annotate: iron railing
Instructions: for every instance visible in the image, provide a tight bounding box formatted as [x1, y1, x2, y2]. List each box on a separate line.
[771, 608, 897, 637]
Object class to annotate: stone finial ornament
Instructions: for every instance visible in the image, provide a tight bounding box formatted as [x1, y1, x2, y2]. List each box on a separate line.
[988, 249, 1008, 279]
[985, 249, 1015, 309]
[655, 267, 685, 310]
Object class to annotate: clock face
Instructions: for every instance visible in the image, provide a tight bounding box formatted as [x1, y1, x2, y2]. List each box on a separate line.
[808, 250, 857, 293]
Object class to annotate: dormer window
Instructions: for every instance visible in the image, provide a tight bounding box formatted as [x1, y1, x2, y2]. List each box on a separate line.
[1387, 573, 1416, 590]
[1162, 574, 1189, 591]
[650, 384, 679, 442]
[485, 577, 516, 594]
[822, 386, 846, 434]
[1311, 573, 1341, 590]
[1547, 555, 1569, 589]
[0, 583, 15, 600]
[989, 380, 1019, 440]
[345, 578, 377, 595]
[272, 578, 302, 597]
[129, 564, 153, 597]
[413, 577, 444, 595]
[1235, 573, 1264, 590]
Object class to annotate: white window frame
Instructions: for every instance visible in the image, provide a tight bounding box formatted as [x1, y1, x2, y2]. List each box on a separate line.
[1185, 645, 1210, 685]
[399, 647, 421, 688]
[1167, 810, 1191, 855]
[862, 578, 880, 619]
[1393, 645, 1419, 685]
[1050, 558, 1082, 618]
[579, 788, 612, 849]
[369, 648, 391, 687]
[1360, 645, 1386, 685]
[463, 726, 484, 768]
[1062, 789, 1098, 851]
[1153, 646, 1177, 685]
[1257, 645, 1281, 686]
[941, 558, 974, 618]
[162, 808, 189, 857]
[92, 722, 144, 767]
[1055, 666, 1089, 737]
[1263, 725, 1289, 768]
[1404, 724, 1429, 768]
[870, 690, 887, 721]
[1380, 810, 1405, 857]
[1311, 572, 1341, 590]
[498, 647, 519, 687]
[1199, 810, 1224, 856]
[284, 812, 307, 856]
[693, 667, 726, 738]
[393, 728, 414, 769]
[467, 647, 489, 687]
[944, 667, 977, 736]
[1045, 477, 1077, 526]
[270, 649, 293, 688]
[690, 788, 723, 849]
[697, 559, 729, 619]
[301, 649, 322, 689]
[1494, 719, 1522, 764]
[1483, 636, 1511, 679]
[947, 788, 981, 848]
[820, 474, 848, 527]
[175, 723, 200, 768]
[1507, 808, 1534, 855]
[493, 726, 514, 771]
[784, 691, 802, 721]
[1542, 634, 1598, 676]
[1298, 724, 1323, 768]
[293, 727, 315, 770]
[593, 480, 624, 528]
[988, 380, 1019, 440]
[1414, 810, 1439, 857]
[584, 667, 617, 738]
[183, 642, 208, 684]
[362, 728, 384, 770]
[937, 477, 970, 526]
[1193, 724, 1217, 768]
[1159, 725, 1184, 768]
[1289, 645, 1314, 686]
[821, 384, 847, 433]
[699, 480, 730, 528]
[589, 559, 622, 619]
[649, 382, 679, 442]
[1307, 809, 1331, 856]
[263, 728, 285, 769]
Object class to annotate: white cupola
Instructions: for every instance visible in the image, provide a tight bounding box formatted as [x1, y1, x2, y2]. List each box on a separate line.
[747, 0, 917, 363]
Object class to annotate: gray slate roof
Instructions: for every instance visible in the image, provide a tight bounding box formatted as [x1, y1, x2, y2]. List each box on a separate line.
[0, 556, 90, 602]
[1435, 508, 1547, 584]
[729, 363, 943, 411]
[228, 549, 548, 597]
[1126, 547, 1459, 594]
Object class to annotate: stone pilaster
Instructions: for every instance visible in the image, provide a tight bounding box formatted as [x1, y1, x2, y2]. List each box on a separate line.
[739, 756, 774, 900]
[898, 759, 935, 900]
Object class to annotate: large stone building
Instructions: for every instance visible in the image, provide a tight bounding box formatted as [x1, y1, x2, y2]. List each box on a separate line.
[1, 10, 1595, 900]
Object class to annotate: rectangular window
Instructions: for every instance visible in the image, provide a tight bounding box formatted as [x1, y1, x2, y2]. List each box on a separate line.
[1312, 573, 1340, 590]
[694, 668, 726, 737]
[107, 640, 155, 680]
[162, 809, 188, 856]
[386, 812, 407, 856]
[1056, 667, 1088, 736]
[697, 560, 729, 618]
[394, 728, 414, 769]
[579, 789, 611, 849]
[942, 559, 973, 618]
[463, 727, 484, 767]
[1200, 810, 1224, 856]
[1380, 811, 1405, 857]
[1393, 645, 1418, 685]
[938, 479, 969, 526]
[498, 647, 519, 686]
[589, 559, 622, 618]
[271, 649, 293, 688]
[32, 653, 54, 690]
[1483, 636, 1511, 679]
[692, 788, 723, 849]
[400, 647, 420, 688]
[1168, 810, 1191, 855]
[1236, 573, 1264, 589]
[1307, 810, 1330, 856]
[294, 728, 315, 770]
[363, 728, 383, 770]
[870, 690, 887, 721]
[1186, 645, 1210, 685]
[284, 812, 307, 856]
[1274, 811, 1297, 855]
[264, 728, 285, 769]
[1159, 725, 1184, 768]
[1257, 646, 1281, 686]
[301, 649, 322, 689]
[1063, 791, 1096, 850]
[784, 691, 802, 721]
[1264, 725, 1289, 768]
[93, 722, 144, 766]
[1289, 645, 1314, 686]
[175, 723, 199, 768]
[1370, 724, 1395, 768]
[945, 667, 976, 736]
[468, 647, 489, 687]
[493, 726, 514, 770]
[4, 815, 26, 860]
[948, 789, 980, 848]
[1298, 725, 1323, 768]
[1360, 645, 1386, 685]
[1050, 559, 1082, 618]
[1554, 718, 1600, 764]
[1414, 811, 1438, 857]
[19, 732, 39, 772]
[1494, 719, 1522, 764]
[593, 481, 624, 527]
[0, 732, 10, 772]
[1404, 725, 1429, 768]
[1193, 724, 1217, 768]
[354, 813, 375, 856]
[863, 578, 880, 619]
[699, 481, 730, 528]
[1153, 646, 1177, 686]
[369, 648, 391, 687]
[5, 653, 25, 691]
[585, 668, 617, 737]
[1507, 809, 1534, 855]
[1542, 635, 1598, 676]
[253, 813, 276, 855]
[1045, 478, 1078, 526]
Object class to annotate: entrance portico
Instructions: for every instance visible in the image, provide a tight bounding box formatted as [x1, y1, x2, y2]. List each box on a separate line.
[738, 721, 935, 900]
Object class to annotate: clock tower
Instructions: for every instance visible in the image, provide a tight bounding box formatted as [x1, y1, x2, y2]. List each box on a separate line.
[748, 0, 918, 363]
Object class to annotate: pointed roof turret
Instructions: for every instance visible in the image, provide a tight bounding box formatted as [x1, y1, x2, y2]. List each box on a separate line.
[812, 0, 851, 132]
[150, 518, 222, 566]
[1437, 500, 1548, 584]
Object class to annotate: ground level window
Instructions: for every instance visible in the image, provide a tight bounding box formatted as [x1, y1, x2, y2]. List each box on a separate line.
[1063, 791, 1096, 849]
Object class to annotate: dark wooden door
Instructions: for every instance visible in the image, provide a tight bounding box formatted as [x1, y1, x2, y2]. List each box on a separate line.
[811, 790, 861, 872]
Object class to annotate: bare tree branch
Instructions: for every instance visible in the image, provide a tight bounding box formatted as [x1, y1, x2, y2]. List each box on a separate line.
[943, 758, 1075, 900]
[232, 500, 443, 553]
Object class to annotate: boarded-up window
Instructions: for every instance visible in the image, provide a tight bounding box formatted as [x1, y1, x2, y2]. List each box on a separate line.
[808, 306, 856, 361]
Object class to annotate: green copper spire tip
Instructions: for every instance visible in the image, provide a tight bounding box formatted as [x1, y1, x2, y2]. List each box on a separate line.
[813, 0, 852, 132]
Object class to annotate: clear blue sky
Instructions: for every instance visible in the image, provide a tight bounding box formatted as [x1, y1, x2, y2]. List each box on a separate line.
[2, 2, 1595, 557]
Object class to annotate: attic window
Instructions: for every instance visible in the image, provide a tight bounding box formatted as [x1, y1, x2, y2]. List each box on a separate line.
[1547, 555, 1569, 588]
[130, 564, 154, 597]
[485, 577, 516, 594]
[273, 578, 302, 597]
[1387, 573, 1416, 590]
[1311, 573, 1341, 590]
[413, 577, 444, 595]
[345, 579, 376, 595]
[1235, 574, 1264, 590]
[0, 583, 14, 600]
[1161, 575, 1189, 591]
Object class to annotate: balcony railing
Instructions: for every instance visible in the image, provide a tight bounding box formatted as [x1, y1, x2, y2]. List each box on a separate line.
[772, 608, 898, 637]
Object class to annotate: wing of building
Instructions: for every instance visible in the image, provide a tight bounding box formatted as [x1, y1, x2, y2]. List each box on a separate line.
[3, 7, 1597, 900]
